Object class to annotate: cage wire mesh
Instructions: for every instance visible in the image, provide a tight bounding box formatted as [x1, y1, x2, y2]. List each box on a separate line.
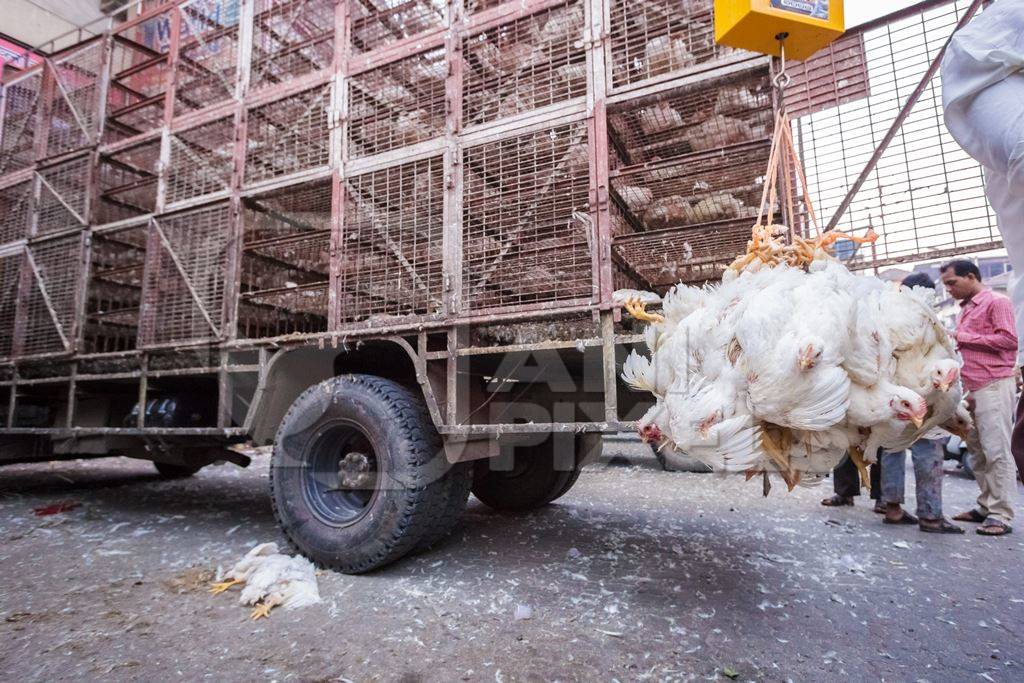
[245, 83, 331, 184]
[0, 72, 42, 174]
[607, 69, 772, 167]
[791, 0, 999, 270]
[462, 1, 587, 126]
[97, 137, 161, 224]
[0, 180, 33, 244]
[20, 234, 84, 357]
[46, 41, 105, 158]
[462, 121, 592, 311]
[238, 179, 331, 338]
[250, 0, 334, 89]
[339, 156, 445, 323]
[36, 155, 92, 236]
[106, 11, 174, 143]
[0, 252, 20, 359]
[166, 116, 235, 204]
[349, 0, 446, 54]
[608, 0, 733, 90]
[348, 47, 446, 158]
[142, 203, 231, 346]
[84, 224, 148, 353]
[174, 0, 242, 115]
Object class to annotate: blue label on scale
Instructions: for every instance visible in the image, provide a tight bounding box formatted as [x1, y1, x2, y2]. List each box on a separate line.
[771, 0, 830, 20]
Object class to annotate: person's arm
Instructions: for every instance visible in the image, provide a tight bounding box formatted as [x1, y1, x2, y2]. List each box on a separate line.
[956, 298, 1019, 350]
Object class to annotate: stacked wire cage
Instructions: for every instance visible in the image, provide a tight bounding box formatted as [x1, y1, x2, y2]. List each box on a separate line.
[1, 0, 995, 435]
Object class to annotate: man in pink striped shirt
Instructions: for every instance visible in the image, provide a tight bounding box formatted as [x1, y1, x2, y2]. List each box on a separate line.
[941, 259, 1018, 536]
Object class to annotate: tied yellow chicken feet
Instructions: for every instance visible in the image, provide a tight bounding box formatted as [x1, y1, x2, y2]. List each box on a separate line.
[250, 595, 282, 620]
[847, 446, 871, 492]
[624, 296, 665, 324]
[209, 578, 243, 594]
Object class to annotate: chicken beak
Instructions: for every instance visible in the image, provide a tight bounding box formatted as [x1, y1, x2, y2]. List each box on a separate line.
[797, 346, 816, 370]
[911, 415, 924, 429]
[937, 380, 952, 393]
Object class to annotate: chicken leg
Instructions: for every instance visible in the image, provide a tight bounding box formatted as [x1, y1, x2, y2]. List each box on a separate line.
[624, 296, 665, 324]
[209, 578, 243, 594]
[847, 446, 871, 491]
[250, 595, 282, 620]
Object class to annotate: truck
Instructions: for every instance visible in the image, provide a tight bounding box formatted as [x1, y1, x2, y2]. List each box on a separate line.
[0, 0, 997, 572]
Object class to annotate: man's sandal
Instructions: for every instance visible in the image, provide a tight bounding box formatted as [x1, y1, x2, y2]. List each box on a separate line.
[919, 518, 965, 534]
[953, 509, 986, 523]
[977, 520, 1013, 536]
[821, 495, 854, 507]
[883, 510, 919, 525]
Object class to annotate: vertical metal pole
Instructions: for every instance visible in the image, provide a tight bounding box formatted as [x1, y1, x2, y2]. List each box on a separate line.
[586, 0, 613, 309]
[328, 0, 348, 331]
[65, 362, 77, 428]
[601, 310, 617, 423]
[444, 0, 466, 428]
[6, 367, 18, 428]
[223, 0, 254, 344]
[136, 353, 148, 428]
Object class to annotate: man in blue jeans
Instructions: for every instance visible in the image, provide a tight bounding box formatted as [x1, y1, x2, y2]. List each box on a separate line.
[878, 272, 964, 534]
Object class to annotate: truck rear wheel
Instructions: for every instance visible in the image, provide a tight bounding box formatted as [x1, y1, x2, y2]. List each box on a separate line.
[270, 374, 456, 573]
[471, 437, 581, 512]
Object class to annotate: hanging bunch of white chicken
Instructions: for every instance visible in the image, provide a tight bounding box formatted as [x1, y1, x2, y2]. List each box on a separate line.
[619, 225, 969, 491]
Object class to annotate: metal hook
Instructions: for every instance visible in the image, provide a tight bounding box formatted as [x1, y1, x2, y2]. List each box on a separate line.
[772, 33, 791, 90]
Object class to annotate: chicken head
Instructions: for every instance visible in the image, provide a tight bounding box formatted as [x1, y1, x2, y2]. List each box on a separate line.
[889, 389, 928, 428]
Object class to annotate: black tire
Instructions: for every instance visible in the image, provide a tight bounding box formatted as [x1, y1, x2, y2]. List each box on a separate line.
[414, 460, 473, 552]
[269, 374, 452, 574]
[153, 461, 203, 478]
[472, 439, 575, 512]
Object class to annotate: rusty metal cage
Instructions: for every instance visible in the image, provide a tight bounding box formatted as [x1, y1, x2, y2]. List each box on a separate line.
[245, 82, 331, 183]
[0, 179, 33, 244]
[175, 0, 242, 115]
[140, 202, 231, 347]
[166, 115, 235, 205]
[249, 0, 335, 89]
[20, 234, 86, 358]
[347, 47, 446, 158]
[83, 224, 149, 353]
[462, 120, 593, 311]
[349, 0, 446, 54]
[0, 251, 20, 360]
[35, 154, 93, 236]
[106, 9, 174, 142]
[608, 0, 735, 90]
[0, 72, 42, 175]
[97, 137, 162, 224]
[339, 156, 445, 323]
[238, 179, 331, 338]
[463, 2, 587, 126]
[45, 41, 106, 159]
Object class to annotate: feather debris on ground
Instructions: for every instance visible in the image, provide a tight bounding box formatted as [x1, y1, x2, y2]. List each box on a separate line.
[618, 223, 968, 492]
[209, 542, 321, 619]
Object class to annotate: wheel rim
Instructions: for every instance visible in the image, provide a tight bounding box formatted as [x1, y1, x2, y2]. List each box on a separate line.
[302, 420, 380, 527]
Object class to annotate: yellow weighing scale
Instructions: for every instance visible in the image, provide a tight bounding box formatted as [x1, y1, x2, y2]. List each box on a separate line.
[715, 0, 845, 61]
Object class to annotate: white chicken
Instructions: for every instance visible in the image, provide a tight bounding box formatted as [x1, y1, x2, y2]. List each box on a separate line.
[210, 542, 321, 620]
[623, 226, 964, 492]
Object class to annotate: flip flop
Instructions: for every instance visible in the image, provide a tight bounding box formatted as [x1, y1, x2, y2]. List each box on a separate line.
[919, 519, 965, 534]
[884, 510, 919, 525]
[977, 520, 1013, 536]
[821, 495, 854, 507]
[953, 509, 986, 523]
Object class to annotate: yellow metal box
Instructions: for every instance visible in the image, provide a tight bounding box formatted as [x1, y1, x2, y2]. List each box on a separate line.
[715, 0, 845, 61]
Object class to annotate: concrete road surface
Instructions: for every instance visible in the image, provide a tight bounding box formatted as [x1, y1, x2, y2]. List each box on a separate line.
[0, 447, 1022, 682]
